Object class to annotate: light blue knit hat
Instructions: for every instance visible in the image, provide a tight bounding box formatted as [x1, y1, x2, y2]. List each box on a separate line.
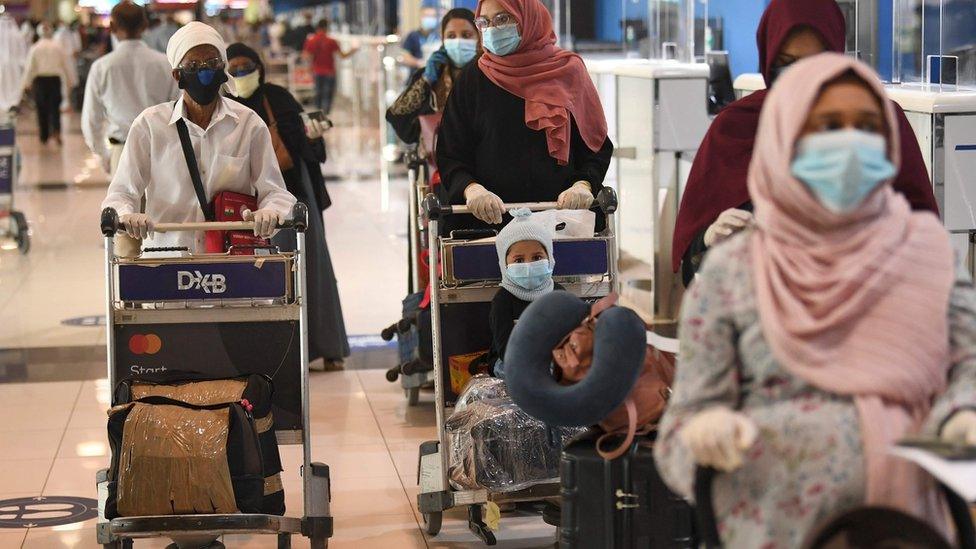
[495, 209, 556, 301]
[495, 209, 555, 271]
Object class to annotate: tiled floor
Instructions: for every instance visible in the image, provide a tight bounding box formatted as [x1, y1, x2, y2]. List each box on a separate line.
[0, 372, 558, 548]
[0, 113, 557, 547]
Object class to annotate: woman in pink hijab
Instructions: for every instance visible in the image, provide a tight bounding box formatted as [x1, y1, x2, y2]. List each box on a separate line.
[435, 0, 612, 234]
[655, 53, 976, 546]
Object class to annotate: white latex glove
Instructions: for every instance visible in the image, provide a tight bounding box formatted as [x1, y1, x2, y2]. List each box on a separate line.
[703, 208, 754, 247]
[242, 208, 282, 238]
[941, 410, 976, 445]
[680, 407, 759, 472]
[464, 183, 505, 225]
[119, 213, 154, 239]
[557, 181, 594, 210]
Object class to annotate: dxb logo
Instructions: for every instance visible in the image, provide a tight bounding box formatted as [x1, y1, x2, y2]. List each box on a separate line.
[129, 334, 162, 355]
[177, 270, 226, 294]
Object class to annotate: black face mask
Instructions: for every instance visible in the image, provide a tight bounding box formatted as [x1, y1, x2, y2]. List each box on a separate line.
[767, 61, 795, 87]
[179, 68, 228, 105]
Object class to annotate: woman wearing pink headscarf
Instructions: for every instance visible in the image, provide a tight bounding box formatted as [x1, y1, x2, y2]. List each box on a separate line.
[435, 0, 612, 234]
[655, 53, 976, 547]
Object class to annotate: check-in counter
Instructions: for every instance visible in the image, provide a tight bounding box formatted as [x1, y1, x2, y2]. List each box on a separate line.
[585, 58, 712, 328]
[886, 86, 976, 270]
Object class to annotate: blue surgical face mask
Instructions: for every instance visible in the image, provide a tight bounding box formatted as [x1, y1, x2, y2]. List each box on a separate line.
[791, 129, 896, 214]
[444, 38, 477, 66]
[505, 259, 553, 290]
[482, 24, 520, 56]
[422, 16, 439, 32]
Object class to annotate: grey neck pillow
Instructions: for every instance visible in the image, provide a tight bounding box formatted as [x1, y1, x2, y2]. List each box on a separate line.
[503, 291, 647, 427]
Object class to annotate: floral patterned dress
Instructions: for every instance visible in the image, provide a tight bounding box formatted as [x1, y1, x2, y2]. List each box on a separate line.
[654, 231, 976, 548]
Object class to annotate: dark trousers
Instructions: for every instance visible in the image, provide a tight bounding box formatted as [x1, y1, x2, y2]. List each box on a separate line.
[33, 76, 62, 143]
[314, 75, 336, 114]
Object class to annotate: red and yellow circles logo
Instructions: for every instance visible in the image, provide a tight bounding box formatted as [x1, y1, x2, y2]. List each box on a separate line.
[129, 334, 162, 355]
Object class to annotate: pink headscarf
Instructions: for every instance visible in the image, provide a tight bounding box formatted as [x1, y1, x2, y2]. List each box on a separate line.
[748, 53, 955, 522]
[476, 0, 608, 166]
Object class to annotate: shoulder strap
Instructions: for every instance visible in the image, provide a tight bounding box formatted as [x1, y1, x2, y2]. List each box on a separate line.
[262, 95, 277, 126]
[175, 118, 213, 221]
[590, 292, 619, 319]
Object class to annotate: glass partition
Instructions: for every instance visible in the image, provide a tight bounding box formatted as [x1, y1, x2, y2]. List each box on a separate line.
[893, 0, 976, 89]
[693, 0, 719, 60]
[648, 0, 695, 61]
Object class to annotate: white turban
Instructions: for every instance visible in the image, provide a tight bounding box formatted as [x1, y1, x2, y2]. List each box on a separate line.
[165, 21, 227, 69]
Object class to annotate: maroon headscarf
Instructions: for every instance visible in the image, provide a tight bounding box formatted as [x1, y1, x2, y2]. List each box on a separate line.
[671, 0, 938, 272]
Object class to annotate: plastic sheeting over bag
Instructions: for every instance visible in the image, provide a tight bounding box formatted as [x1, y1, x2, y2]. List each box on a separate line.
[130, 378, 247, 406]
[447, 376, 585, 492]
[115, 402, 239, 516]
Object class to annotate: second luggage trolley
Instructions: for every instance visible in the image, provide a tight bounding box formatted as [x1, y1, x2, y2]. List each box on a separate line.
[381, 147, 434, 405]
[95, 204, 333, 549]
[0, 114, 28, 254]
[417, 189, 620, 544]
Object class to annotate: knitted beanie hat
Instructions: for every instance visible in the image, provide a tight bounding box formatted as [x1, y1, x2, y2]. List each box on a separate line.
[495, 208, 555, 271]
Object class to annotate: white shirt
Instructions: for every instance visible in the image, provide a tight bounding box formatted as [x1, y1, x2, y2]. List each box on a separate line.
[21, 38, 75, 90]
[82, 40, 179, 160]
[54, 26, 81, 55]
[101, 95, 297, 252]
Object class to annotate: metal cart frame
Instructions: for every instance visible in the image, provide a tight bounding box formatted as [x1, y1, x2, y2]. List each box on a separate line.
[382, 147, 434, 405]
[95, 204, 333, 549]
[416, 189, 619, 544]
[0, 114, 28, 254]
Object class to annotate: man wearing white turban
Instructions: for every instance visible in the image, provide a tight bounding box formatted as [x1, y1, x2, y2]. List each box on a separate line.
[101, 21, 295, 252]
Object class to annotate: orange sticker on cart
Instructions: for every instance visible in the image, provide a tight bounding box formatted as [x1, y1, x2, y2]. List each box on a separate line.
[129, 334, 163, 355]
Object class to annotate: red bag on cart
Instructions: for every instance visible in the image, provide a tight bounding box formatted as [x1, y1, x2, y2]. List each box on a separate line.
[177, 119, 269, 255]
[204, 191, 269, 255]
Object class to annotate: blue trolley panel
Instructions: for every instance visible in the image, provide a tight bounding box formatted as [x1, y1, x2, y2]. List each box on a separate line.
[118, 260, 288, 301]
[450, 239, 610, 281]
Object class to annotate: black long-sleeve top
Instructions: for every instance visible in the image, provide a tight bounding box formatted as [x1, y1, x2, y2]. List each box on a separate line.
[436, 62, 614, 234]
[487, 283, 564, 369]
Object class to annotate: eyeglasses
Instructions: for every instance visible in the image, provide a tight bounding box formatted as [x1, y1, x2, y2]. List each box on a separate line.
[228, 63, 258, 77]
[179, 57, 226, 74]
[474, 12, 515, 31]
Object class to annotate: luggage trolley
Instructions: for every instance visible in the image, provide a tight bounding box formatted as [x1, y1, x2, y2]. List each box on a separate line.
[382, 146, 435, 405]
[0, 114, 28, 254]
[416, 189, 620, 544]
[95, 204, 333, 549]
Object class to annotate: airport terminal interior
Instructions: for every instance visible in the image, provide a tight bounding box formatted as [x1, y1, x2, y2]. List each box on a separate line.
[1, 0, 976, 547]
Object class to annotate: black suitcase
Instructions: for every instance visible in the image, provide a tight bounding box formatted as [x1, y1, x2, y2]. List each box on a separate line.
[113, 373, 285, 515]
[560, 431, 696, 549]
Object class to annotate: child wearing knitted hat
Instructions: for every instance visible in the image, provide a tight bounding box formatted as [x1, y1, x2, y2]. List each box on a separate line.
[488, 209, 562, 379]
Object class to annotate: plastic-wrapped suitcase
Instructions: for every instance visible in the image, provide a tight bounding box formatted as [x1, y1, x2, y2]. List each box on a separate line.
[560, 432, 695, 549]
[113, 374, 285, 516]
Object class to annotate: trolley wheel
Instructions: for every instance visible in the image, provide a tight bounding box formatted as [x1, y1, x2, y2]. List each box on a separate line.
[423, 511, 442, 536]
[386, 366, 400, 383]
[406, 387, 420, 406]
[11, 211, 29, 254]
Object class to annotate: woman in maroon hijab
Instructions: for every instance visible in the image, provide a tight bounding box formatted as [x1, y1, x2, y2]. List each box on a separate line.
[672, 0, 938, 286]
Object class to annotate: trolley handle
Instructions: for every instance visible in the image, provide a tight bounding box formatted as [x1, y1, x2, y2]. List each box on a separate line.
[100, 203, 309, 237]
[422, 187, 618, 220]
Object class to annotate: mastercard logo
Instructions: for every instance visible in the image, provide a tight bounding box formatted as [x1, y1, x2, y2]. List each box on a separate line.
[129, 334, 162, 355]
